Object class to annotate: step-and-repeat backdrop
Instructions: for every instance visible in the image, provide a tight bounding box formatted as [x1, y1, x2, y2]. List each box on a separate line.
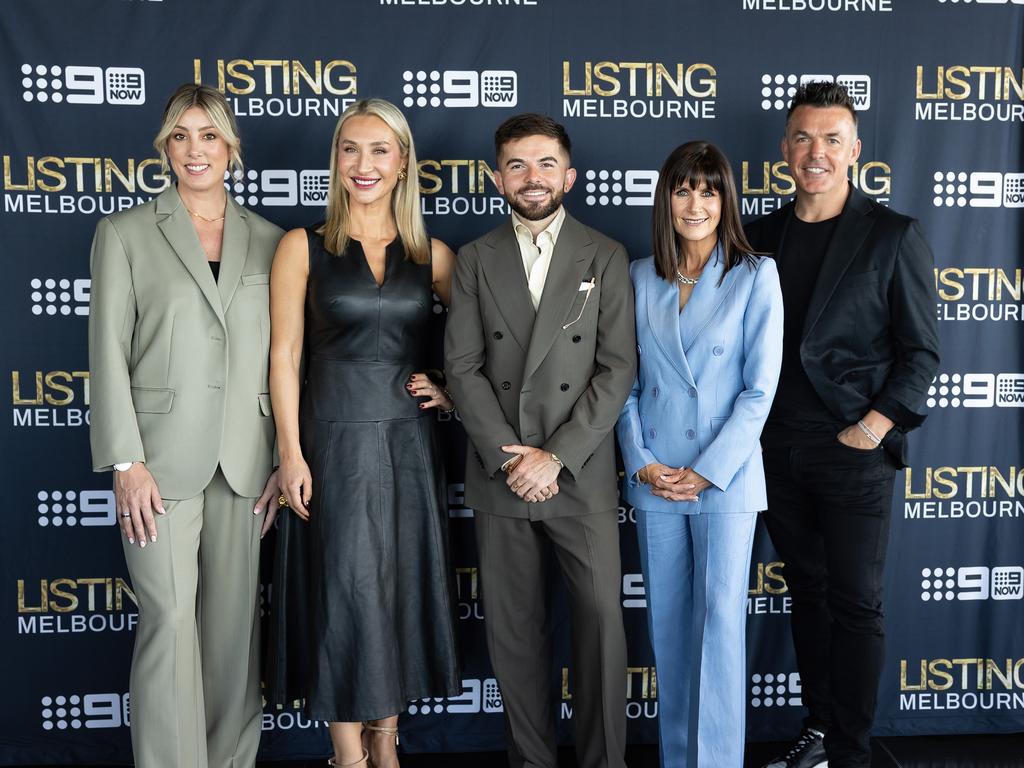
[2, 0, 1022, 762]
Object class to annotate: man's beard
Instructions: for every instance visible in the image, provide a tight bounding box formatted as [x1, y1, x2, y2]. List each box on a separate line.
[507, 185, 564, 222]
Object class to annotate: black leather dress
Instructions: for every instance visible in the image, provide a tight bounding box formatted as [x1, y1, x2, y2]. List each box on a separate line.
[267, 229, 460, 721]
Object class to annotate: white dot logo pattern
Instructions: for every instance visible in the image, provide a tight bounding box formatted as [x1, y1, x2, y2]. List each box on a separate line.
[30, 278, 83, 316]
[760, 74, 799, 111]
[41, 695, 83, 730]
[749, 672, 800, 708]
[584, 169, 625, 206]
[932, 171, 969, 208]
[926, 373, 963, 408]
[408, 697, 447, 715]
[37, 490, 79, 527]
[21, 63, 64, 103]
[921, 567, 957, 601]
[402, 70, 442, 109]
[226, 169, 261, 206]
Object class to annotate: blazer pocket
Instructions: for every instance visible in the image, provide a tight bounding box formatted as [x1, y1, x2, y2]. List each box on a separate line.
[837, 269, 881, 290]
[241, 273, 270, 286]
[131, 386, 175, 414]
[258, 393, 273, 416]
[710, 416, 727, 436]
[561, 279, 599, 329]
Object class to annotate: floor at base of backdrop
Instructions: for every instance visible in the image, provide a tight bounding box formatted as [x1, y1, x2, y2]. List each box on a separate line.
[21, 733, 1024, 768]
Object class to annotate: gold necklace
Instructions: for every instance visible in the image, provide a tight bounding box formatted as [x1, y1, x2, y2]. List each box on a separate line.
[187, 206, 226, 223]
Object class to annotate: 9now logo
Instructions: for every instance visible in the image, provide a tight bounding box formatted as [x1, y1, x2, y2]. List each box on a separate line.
[931, 171, 1024, 208]
[41, 693, 129, 731]
[20, 64, 145, 105]
[920, 566, 1023, 601]
[408, 678, 503, 715]
[760, 73, 870, 111]
[36, 490, 116, 528]
[30, 278, 89, 317]
[225, 169, 330, 207]
[750, 672, 801, 708]
[926, 373, 1024, 408]
[583, 169, 658, 207]
[401, 69, 517, 109]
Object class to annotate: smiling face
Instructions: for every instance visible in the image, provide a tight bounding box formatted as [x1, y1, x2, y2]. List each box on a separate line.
[336, 114, 405, 207]
[165, 106, 230, 196]
[494, 134, 576, 223]
[671, 179, 721, 255]
[782, 105, 861, 208]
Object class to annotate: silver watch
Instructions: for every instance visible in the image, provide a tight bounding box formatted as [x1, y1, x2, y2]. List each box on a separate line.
[113, 462, 135, 472]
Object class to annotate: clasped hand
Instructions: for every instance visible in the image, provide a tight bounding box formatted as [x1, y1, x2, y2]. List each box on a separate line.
[502, 445, 560, 503]
[638, 463, 711, 502]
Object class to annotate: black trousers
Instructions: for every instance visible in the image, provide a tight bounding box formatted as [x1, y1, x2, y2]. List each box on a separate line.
[763, 439, 897, 768]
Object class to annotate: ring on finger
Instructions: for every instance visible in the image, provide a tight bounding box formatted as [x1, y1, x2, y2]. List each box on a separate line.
[120, 512, 132, 518]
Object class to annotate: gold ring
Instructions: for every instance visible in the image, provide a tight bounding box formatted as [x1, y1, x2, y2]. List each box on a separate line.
[277, 495, 288, 508]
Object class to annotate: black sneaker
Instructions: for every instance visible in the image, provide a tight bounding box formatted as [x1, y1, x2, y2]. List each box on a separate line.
[762, 728, 828, 768]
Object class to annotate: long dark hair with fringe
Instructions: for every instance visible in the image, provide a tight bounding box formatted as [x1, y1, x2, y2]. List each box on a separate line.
[651, 140, 761, 283]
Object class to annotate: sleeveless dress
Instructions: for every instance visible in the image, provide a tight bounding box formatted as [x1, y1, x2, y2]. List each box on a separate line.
[267, 229, 460, 721]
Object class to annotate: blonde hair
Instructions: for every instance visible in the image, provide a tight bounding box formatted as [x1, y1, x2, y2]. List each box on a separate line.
[153, 83, 243, 175]
[319, 99, 429, 264]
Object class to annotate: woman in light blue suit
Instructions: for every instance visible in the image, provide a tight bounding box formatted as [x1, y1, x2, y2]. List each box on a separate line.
[617, 141, 783, 768]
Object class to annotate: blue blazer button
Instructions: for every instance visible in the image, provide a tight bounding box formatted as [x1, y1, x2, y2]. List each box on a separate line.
[686, 429, 696, 439]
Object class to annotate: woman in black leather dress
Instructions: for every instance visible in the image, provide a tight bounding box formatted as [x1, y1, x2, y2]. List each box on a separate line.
[267, 98, 459, 768]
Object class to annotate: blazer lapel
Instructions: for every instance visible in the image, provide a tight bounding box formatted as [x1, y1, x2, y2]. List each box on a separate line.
[679, 243, 736, 352]
[646, 265, 695, 387]
[523, 213, 596, 380]
[802, 186, 875, 340]
[155, 187, 226, 327]
[481, 220, 535, 351]
[217, 197, 251, 311]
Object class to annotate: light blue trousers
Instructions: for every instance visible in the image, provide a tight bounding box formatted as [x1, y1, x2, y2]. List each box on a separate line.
[636, 510, 757, 768]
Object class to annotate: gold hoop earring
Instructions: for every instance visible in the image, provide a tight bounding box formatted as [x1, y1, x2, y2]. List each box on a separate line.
[397, 167, 408, 181]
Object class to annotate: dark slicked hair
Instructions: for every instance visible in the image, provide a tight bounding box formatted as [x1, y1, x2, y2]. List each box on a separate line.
[652, 141, 761, 284]
[494, 113, 572, 161]
[786, 81, 858, 129]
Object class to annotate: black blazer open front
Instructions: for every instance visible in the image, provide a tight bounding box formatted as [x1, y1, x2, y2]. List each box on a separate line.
[744, 185, 940, 466]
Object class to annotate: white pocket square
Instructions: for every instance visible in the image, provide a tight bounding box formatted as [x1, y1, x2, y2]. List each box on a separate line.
[579, 279, 595, 291]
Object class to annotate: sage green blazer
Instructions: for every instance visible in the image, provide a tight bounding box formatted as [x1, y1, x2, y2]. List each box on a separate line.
[88, 186, 284, 500]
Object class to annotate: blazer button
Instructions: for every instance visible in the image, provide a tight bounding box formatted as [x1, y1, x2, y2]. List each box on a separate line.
[686, 429, 696, 439]
[651, 387, 659, 398]
[648, 427, 657, 439]
[713, 345, 724, 356]
[688, 386, 697, 398]
[501, 381, 511, 390]
[560, 383, 570, 392]
[572, 335, 582, 343]
[493, 331, 504, 340]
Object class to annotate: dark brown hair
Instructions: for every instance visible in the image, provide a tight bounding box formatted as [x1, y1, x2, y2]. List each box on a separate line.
[494, 113, 571, 161]
[786, 80, 858, 129]
[652, 141, 760, 283]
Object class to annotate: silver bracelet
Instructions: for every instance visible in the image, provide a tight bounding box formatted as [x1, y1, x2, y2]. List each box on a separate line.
[856, 420, 882, 446]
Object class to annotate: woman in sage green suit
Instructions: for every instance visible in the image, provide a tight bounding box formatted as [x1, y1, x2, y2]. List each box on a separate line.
[88, 84, 283, 768]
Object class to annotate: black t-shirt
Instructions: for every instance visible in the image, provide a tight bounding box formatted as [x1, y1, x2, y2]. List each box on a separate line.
[762, 214, 846, 446]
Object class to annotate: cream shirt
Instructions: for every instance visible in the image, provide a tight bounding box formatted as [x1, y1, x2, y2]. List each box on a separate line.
[512, 206, 566, 310]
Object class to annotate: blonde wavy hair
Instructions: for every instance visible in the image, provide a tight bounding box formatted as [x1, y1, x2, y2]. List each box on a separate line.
[319, 99, 429, 264]
[153, 83, 242, 175]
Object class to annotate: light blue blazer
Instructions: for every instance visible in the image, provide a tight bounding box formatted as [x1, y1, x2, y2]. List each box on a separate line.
[617, 245, 783, 514]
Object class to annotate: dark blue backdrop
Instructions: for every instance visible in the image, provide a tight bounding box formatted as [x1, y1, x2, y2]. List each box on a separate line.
[1, 0, 1022, 762]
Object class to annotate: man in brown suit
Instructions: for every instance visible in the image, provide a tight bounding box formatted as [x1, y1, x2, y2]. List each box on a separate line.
[445, 114, 636, 768]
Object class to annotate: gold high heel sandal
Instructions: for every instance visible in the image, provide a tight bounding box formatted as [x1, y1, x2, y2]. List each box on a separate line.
[327, 750, 369, 767]
[363, 722, 399, 767]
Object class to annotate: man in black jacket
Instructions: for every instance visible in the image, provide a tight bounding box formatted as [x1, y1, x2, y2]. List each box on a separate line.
[745, 82, 939, 768]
